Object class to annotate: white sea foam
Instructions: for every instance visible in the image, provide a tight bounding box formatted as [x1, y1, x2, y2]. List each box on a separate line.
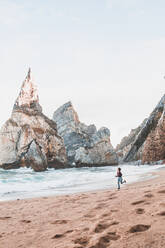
[0, 164, 163, 201]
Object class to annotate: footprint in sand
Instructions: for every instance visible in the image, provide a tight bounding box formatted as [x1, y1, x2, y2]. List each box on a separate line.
[83, 228, 90, 232]
[89, 232, 120, 248]
[129, 224, 151, 233]
[21, 220, 31, 223]
[74, 236, 89, 246]
[157, 211, 165, 216]
[144, 193, 154, 198]
[0, 216, 11, 220]
[106, 232, 120, 241]
[135, 208, 145, 214]
[158, 190, 165, 194]
[65, 230, 74, 234]
[131, 200, 145, 205]
[94, 222, 110, 233]
[102, 213, 110, 218]
[51, 219, 68, 224]
[84, 214, 95, 218]
[108, 197, 117, 200]
[97, 219, 118, 227]
[95, 203, 107, 210]
[111, 209, 118, 212]
[110, 221, 119, 226]
[51, 233, 64, 239]
[110, 193, 117, 196]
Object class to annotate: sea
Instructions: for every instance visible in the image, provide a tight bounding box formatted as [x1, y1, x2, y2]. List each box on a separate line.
[0, 164, 164, 201]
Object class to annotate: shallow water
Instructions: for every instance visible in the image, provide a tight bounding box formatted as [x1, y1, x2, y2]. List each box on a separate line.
[0, 164, 164, 201]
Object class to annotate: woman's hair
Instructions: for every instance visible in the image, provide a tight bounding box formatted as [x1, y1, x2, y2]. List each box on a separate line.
[118, 167, 121, 171]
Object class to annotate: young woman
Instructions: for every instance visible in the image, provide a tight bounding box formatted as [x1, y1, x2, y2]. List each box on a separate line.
[116, 167, 126, 190]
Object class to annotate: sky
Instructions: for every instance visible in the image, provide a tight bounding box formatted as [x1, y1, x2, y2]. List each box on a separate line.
[0, 0, 164, 147]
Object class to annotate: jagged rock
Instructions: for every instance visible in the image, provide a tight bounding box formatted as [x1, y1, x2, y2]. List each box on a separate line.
[23, 140, 47, 172]
[0, 69, 67, 171]
[14, 68, 42, 113]
[120, 94, 165, 163]
[53, 101, 118, 166]
[116, 119, 147, 161]
[142, 100, 165, 163]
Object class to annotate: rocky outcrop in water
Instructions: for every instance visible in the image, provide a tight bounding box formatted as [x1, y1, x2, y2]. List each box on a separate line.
[53, 101, 118, 166]
[120, 95, 165, 163]
[0, 69, 67, 171]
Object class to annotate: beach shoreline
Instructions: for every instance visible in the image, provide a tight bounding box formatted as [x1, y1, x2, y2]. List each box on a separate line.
[0, 168, 165, 248]
[0, 164, 163, 202]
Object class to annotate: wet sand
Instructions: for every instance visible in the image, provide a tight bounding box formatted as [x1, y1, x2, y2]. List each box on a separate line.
[0, 169, 165, 248]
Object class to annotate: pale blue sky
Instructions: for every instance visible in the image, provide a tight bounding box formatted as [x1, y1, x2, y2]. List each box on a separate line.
[0, 0, 164, 146]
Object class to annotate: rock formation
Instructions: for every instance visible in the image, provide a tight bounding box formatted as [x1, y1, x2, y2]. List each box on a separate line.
[0, 69, 67, 171]
[142, 97, 165, 163]
[53, 101, 118, 166]
[116, 119, 147, 162]
[117, 94, 165, 164]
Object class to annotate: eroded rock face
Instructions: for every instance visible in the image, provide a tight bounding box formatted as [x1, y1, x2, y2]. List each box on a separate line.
[0, 69, 67, 171]
[142, 102, 165, 163]
[14, 68, 40, 110]
[53, 102, 118, 166]
[118, 94, 165, 164]
[116, 119, 147, 162]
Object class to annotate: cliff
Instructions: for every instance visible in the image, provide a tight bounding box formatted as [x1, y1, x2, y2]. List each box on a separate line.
[53, 101, 118, 166]
[118, 95, 165, 163]
[116, 119, 147, 162]
[0, 69, 67, 171]
[142, 98, 165, 163]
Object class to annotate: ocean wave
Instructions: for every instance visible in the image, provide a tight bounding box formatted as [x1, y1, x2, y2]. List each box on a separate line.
[0, 164, 164, 201]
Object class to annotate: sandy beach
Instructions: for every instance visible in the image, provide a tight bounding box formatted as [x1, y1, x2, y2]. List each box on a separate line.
[0, 169, 165, 248]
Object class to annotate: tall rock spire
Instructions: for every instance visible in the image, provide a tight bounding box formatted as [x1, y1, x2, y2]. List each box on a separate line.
[13, 68, 42, 112]
[0, 69, 67, 172]
[27, 67, 31, 80]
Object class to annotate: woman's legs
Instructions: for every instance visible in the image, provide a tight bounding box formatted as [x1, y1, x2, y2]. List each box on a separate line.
[118, 177, 122, 189]
[118, 177, 126, 189]
[121, 177, 126, 184]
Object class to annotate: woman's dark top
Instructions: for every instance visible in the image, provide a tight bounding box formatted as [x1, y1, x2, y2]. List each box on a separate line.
[117, 171, 122, 177]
